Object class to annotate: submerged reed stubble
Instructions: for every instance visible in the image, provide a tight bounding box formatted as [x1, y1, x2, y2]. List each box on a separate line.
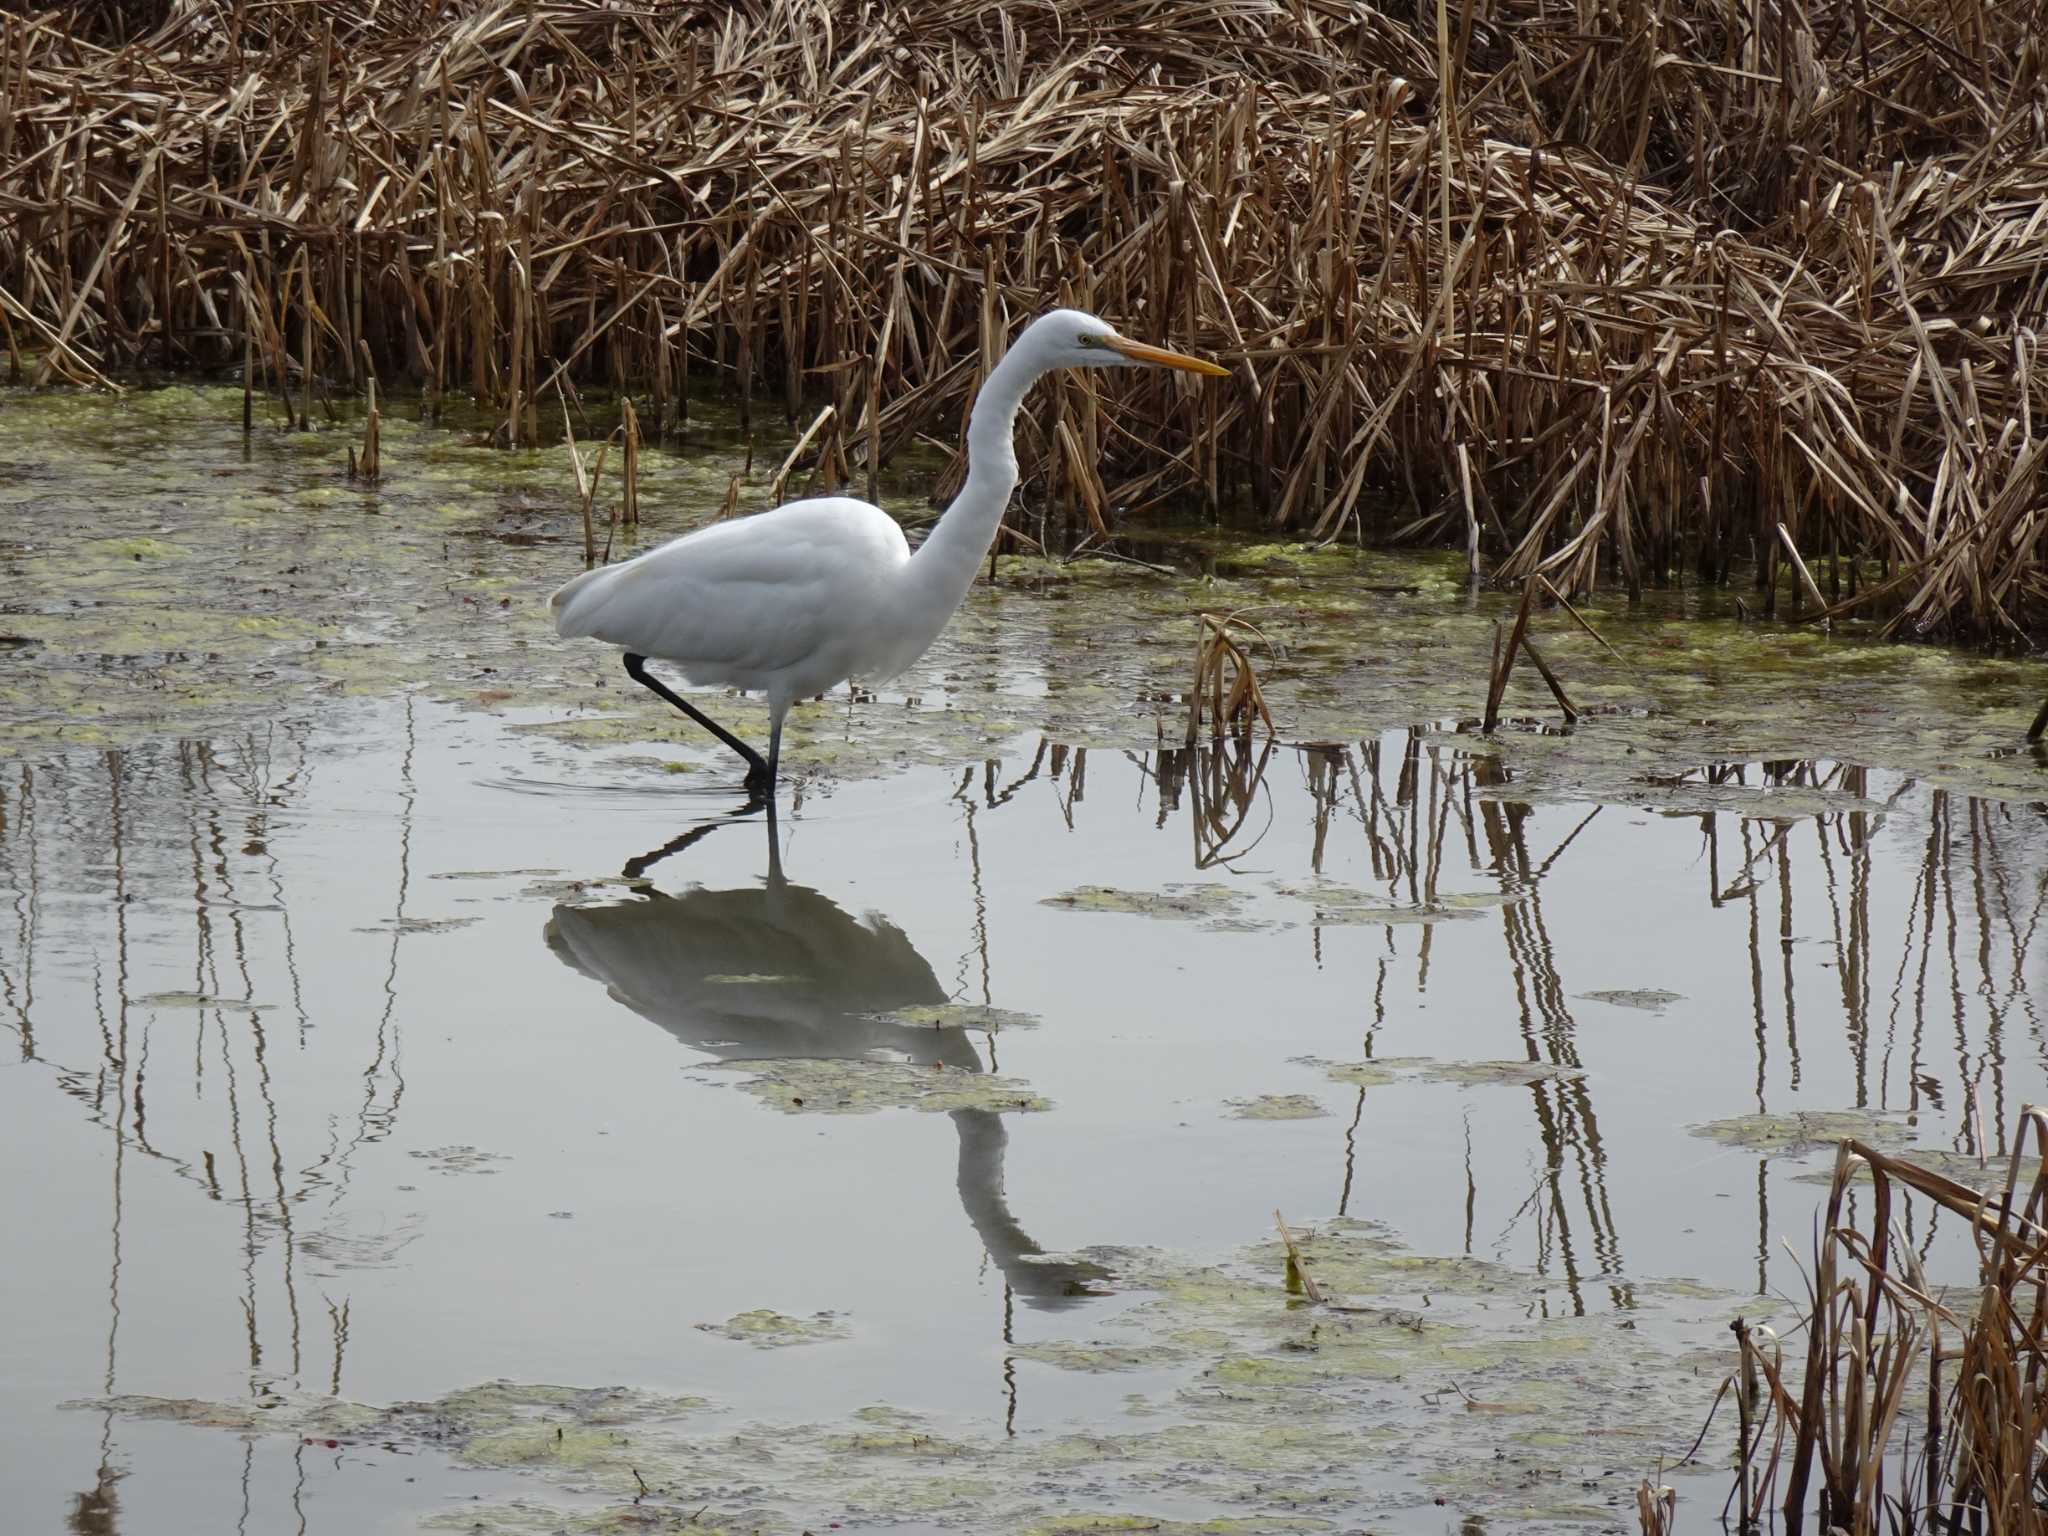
[3, 0, 2046, 638]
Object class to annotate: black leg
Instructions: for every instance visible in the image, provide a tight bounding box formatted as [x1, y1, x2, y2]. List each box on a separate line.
[621, 795, 772, 880]
[623, 653, 771, 783]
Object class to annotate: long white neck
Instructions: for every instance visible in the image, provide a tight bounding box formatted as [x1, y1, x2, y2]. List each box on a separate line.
[901, 340, 1045, 613]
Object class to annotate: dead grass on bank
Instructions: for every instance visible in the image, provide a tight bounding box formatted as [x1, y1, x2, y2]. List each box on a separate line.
[3, 0, 2047, 637]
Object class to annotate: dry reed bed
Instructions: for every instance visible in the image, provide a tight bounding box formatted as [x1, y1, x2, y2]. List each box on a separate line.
[3, 0, 2047, 637]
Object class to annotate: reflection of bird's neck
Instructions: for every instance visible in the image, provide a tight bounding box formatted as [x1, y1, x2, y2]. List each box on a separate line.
[902, 339, 1041, 618]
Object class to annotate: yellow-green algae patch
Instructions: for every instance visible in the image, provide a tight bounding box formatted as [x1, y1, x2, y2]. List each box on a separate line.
[1689, 1109, 1914, 1157]
[1794, 1149, 2043, 1191]
[1041, 884, 1250, 921]
[694, 1309, 850, 1347]
[76, 1214, 1786, 1534]
[1300, 900, 1484, 926]
[1225, 1095, 1330, 1120]
[710, 1056, 1051, 1114]
[1312, 1057, 1580, 1090]
[1419, 1060, 1587, 1087]
[880, 1002, 1039, 1031]
[1578, 988, 1684, 1013]
[1010, 1340, 1189, 1373]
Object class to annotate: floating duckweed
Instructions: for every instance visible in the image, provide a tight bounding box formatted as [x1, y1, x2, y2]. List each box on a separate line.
[694, 1309, 850, 1348]
[1313, 1059, 1427, 1088]
[1578, 988, 1685, 1013]
[1010, 1341, 1188, 1373]
[714, 1057, 1051, 1115]
[1041, 884, 1249, 921]
[76, 1213, 1790, 1532]
[139, 991, 267, 1010]
[1689, 1109, 1914, 1157]
[1225, 1095, 1330, 1120]
[1793, 1149, 2039, 1191]
[1313, 1058, 1577, 1090]
[1418, 1060, 1586, 1087]
[882, 1003, 1040, 1031]
[1305, 901, 1484, 926]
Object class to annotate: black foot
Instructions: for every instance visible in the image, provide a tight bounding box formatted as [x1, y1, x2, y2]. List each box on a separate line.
[623, 653, 773, 792]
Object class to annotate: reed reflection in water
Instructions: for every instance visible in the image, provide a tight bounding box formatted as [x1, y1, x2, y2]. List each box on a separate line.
[1, 707, 2044, 1530]
[955, 732, 2047, 1314]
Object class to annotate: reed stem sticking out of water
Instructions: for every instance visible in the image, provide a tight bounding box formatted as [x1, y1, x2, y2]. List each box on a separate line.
[620, 398, 641, 527]
[1187, 613, 1277, 746]
[1481, 579, 1538, 732]
[353, 341, 380, 482]
[1714, 1114, 2048, 1534]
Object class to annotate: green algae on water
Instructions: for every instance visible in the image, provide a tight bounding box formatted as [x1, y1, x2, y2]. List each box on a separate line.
[1578, 988, 1684, 1013]
[1009, 1340, 1189, 1373]
[880, 1002, 1039, 1031]
[75, 1211, 1787, 1535]
[694, 1309, 850, 1348]
[5, 384, 2046, 813]
[711, 1056, 1051, 1114]
[1689, 1109, 1913, 1157]
[1041, 883, 1250, 921]
[1225, 1095, 1330, 1120]
[1313, 1057, 1580, 1090]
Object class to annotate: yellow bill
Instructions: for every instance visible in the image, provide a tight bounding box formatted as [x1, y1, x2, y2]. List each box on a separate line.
[1101, 336, 1232, 376]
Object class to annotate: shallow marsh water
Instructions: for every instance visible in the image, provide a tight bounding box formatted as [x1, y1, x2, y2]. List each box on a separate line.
[2, 384, 2046, 1533]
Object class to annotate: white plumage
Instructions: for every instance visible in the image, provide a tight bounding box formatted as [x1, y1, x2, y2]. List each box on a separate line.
[548, 307, 1227, 793]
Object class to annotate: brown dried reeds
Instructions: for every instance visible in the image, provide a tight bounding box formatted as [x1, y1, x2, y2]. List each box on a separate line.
[1186, 612, 1277, 745]
[1718, 1115, 2048, 1534]
[3, 0, 2047, 637]
[1482, 578, 1582, 729]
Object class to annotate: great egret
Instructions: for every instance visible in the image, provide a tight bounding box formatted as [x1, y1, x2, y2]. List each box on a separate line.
[548, 308, 1227, 791]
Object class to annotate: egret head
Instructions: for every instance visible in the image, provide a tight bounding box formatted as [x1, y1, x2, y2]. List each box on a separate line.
[1024, 308, 1230, 376]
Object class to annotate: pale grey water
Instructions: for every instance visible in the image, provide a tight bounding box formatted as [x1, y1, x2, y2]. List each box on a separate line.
[4, 696, 2044, 1530]
[2, 384, 2046, 1531]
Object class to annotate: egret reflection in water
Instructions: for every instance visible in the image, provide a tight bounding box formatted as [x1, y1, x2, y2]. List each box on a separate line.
[543, 853, 1105, 1308]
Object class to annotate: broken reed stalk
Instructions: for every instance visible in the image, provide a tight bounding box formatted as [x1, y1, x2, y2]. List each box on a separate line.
[1481, 578, 1539, 731]
[240, 307, 252, 436]
[769, 403, 837, 506]
[579, 441, 611, 568]
[713, 473, 743, 523]
[1537, 576, 1622, 663]
[1517, 636, 1580, 723]
[1186, 613, 1278, 745]
[353, 339, 380, 481]
[4, 1, 2048, 639]
[1273, 1211, 1324, 1304]
[1776, 523, 1829, 615]
[620, 398, 640, 526]
[1634, 1480, 1676, 1536]
[562, 390, 595, 567]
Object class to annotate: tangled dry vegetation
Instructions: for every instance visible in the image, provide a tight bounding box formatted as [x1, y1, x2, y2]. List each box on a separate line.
[1700, 1118, 2048, 1536]
[3, 0, 2047, 637]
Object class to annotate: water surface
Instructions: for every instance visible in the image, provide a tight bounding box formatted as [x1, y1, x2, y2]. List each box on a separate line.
[2, 385, 2045, 1532]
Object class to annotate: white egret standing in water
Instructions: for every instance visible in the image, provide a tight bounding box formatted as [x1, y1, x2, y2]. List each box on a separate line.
[548, 309, 1228, 793]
